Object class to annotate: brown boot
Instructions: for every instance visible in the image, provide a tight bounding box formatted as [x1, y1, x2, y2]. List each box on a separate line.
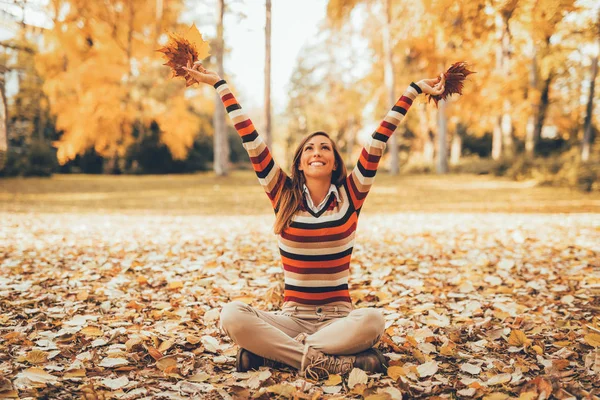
[236, 348, 289, 372]
[354, 348, 388, 374]
[300, 346, 388, 380]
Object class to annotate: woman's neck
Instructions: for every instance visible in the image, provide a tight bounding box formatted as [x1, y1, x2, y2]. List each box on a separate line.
[304, 178, 331, 206]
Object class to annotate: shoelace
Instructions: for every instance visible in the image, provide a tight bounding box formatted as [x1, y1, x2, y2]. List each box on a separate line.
[305, 354, 354, 380]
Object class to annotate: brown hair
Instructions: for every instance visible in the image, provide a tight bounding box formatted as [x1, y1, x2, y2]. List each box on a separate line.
[274, 131, 347, 234]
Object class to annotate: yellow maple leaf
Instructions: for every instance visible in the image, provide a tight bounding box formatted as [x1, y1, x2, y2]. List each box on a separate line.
[157, 23, 211, 86]
[25, 350, 48, 364]
[183, 23, 211, 60]
[584, 333, 600, 347]
[508, 329, 531, 347]
[387, 365, 406, 380]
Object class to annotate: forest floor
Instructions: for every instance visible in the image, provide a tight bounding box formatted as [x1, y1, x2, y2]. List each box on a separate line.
[1, 173, 599, 399]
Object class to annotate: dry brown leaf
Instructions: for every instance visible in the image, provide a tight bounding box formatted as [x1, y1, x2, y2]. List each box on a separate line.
[25, 350, 48, 364]
[519, 376, 553, 398]
[387, 365, 406, 380]
[584, 333, 600, 347]
[417, 361, 438, 377]
[348, 368, 368, 389]
[146, 345, 163, 361]
[63, 369, 87, 378]
[267, 383, 296, 398]
[158, 339, 175, 353]
[323, 374, 342, 386]
[80, 326, 103, 337]
[157, 23, 211, 87]
[156, 356, 178, 371]
[508, 329, 531, 347]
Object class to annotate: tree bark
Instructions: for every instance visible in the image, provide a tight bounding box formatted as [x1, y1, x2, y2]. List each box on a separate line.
[582, 26, 599, 162]
[0, 72, 7, 170]
[493, 10, 515, 159]
[450, 130, 462, 166]
[437, 99, 448, 173]
[155, 0, 163, 48]
[492, 117, 502, 160]
[214, 0, 229, 176]
[532, 73, 552, 150]
[418, 103, 434, 164]
[264, 0, 272, 149]
[382, 0, 398, 174]
[525, 45, 538, 156]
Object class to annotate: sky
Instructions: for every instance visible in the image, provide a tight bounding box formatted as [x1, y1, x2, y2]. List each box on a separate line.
[0, 0, 330, 113]
[184, 0, 329, 113]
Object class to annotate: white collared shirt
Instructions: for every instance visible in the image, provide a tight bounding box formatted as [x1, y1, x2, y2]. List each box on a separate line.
[303, 183, 340, 213]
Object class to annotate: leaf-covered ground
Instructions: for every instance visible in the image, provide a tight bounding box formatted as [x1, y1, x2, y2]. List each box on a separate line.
[1, 174, 599, 399]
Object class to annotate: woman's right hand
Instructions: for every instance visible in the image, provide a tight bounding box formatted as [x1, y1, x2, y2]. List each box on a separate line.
[182, 61, 221, 86]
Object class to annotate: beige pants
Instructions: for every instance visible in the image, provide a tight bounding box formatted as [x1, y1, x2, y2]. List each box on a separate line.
[219, 301, 386, 370]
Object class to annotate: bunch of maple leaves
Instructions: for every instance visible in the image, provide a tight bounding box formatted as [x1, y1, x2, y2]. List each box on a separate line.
[0, 211, 598, 399]
[157, 24, 211, 87]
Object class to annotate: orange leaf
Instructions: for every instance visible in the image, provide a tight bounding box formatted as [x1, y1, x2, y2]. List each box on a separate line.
[427, 61, 476, 107]
[146, 345, 163, 361]
[508, 330, 531, 347]
[584, 333, 600, 347]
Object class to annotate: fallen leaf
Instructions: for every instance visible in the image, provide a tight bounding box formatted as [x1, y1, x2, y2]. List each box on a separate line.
[156, 356, 178, 371]
[267, 383, 296, 398]
[460, 363, 481, 375]
[246, 369, 271, 389]
[417, 361, 438, 378]
[584, 333, 600, 347]
[99, 357, 129, 368]
[387, 365, 406, 380]
[348, 368, 368, 389]
[323, 374, 342, 386]
[508, 330, 531, 347]
[101, 376, 129, 390]
[25, 350, 48, 364]
[13, 368, 59, 389]
[486, 373, 512, 385]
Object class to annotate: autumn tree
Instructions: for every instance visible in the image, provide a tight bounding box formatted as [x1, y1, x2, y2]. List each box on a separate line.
[582, 6, 599, 162]
[212, 0, 229, 176]
[264, 0, 272, 150]
[35, 0, 201, 167]
[0, 66, 6, 170]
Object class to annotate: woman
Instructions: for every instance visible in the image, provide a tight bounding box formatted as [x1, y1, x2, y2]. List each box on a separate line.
[183, 61, 444, 380]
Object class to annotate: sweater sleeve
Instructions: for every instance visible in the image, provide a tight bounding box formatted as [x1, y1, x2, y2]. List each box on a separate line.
[346, 82, 422, 210]
[214, 79, 287, 209]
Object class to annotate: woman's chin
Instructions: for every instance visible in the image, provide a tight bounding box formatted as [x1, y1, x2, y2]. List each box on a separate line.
[303, 170, 333, 180]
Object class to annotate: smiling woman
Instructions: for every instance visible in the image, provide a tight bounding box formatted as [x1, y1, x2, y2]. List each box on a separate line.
[182, 61, 445, 380]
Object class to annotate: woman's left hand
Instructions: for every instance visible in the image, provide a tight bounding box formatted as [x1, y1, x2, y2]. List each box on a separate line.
[416, 74, 445, 95]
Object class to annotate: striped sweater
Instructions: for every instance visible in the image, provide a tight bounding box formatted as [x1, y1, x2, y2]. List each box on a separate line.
[214, 79, 423, 307]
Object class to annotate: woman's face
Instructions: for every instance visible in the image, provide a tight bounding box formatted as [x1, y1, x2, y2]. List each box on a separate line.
[298, 134, 337, 181]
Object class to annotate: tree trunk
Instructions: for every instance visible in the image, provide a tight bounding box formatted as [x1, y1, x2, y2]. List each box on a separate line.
[494, 11, 514, 159]
[582, 32, 599, 162]
[382, 0, 398, 175]
[214, 0, 229, 176]
[155, 0, 163, 47]
[437, 99, 448, 174]
[532, 73, 552, 152]
[450, 131, 462, 166]
[418, 103, 434, 164]
[0, 72, 7, 170]
[525, 45, 538, 156]
[263, 0, 272, 149]
[492, 117, 502, 160]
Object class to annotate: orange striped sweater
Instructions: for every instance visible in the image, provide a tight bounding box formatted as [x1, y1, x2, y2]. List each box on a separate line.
[214, 79, 423, 307]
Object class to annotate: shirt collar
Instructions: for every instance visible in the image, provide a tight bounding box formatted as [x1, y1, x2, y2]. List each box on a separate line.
[303, 183, 340, 212]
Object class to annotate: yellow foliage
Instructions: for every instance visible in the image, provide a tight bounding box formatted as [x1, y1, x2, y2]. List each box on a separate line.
[36, 0, 204, 164]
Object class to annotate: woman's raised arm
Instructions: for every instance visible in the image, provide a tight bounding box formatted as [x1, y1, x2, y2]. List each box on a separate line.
[183, 62, 288, 210]
[346, 76, 445, 211]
